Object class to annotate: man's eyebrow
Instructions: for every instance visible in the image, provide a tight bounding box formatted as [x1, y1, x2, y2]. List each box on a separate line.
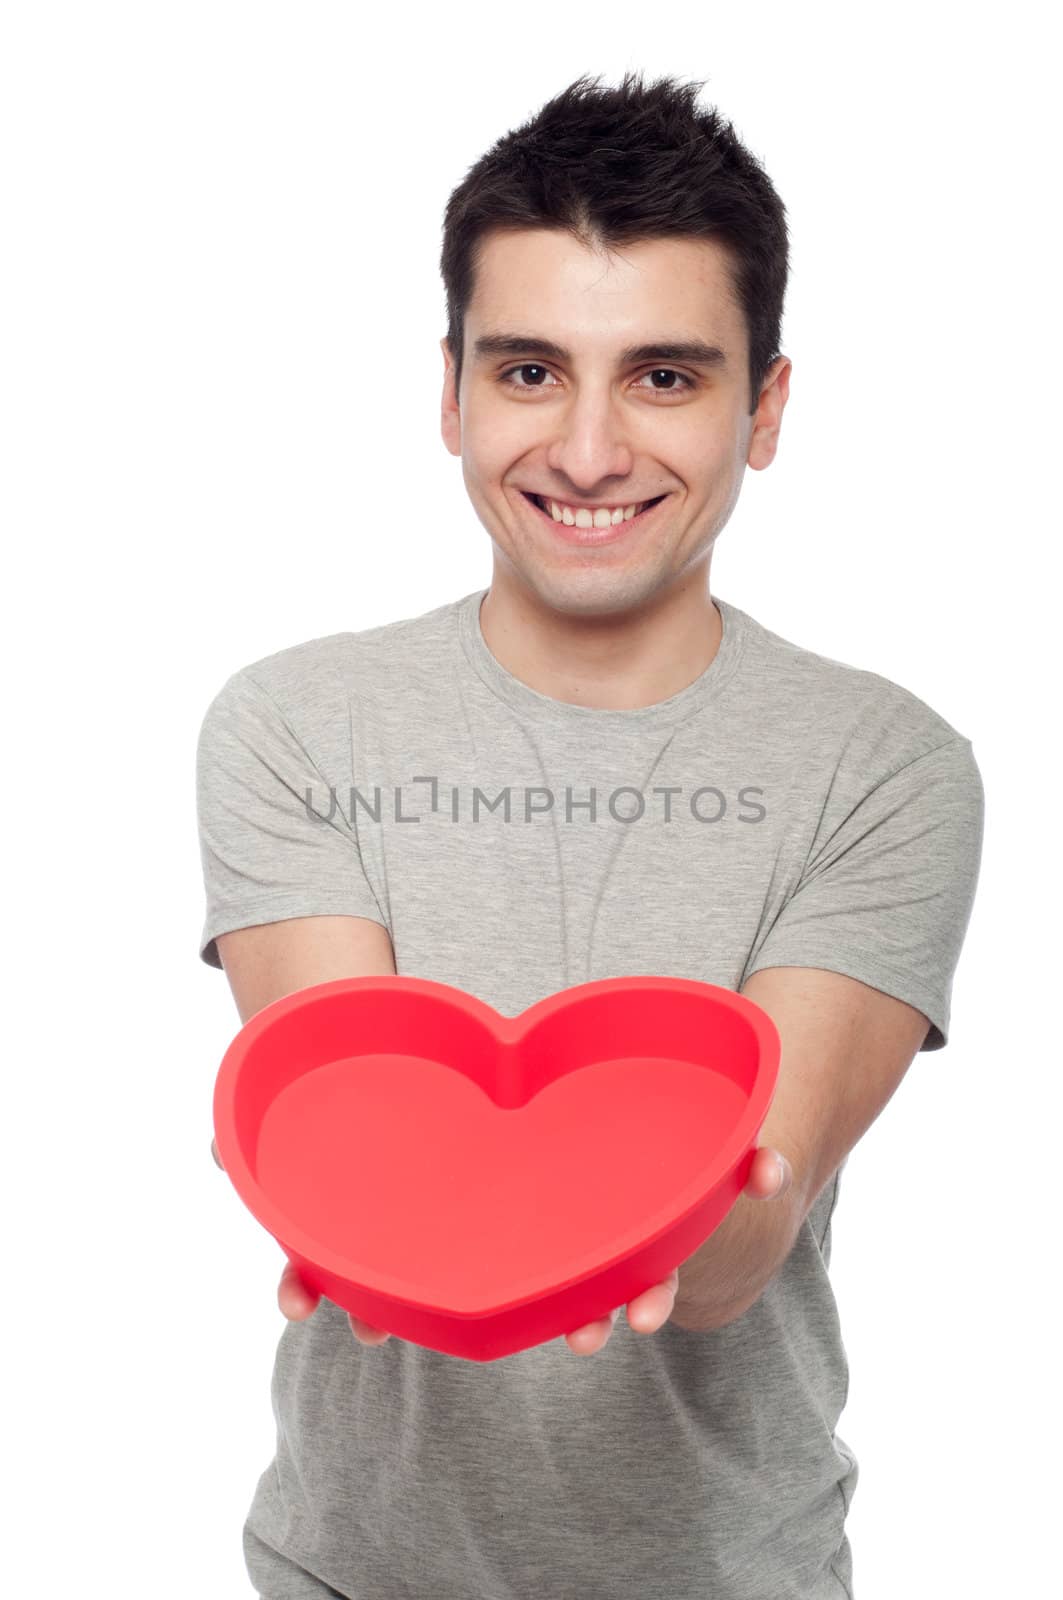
[471, 332, 729, 370]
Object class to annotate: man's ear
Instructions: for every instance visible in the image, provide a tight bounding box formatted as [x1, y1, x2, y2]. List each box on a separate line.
[440, 336, 461, 457]
[747, 354, 791, 472]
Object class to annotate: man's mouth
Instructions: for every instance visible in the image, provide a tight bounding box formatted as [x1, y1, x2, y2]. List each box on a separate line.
[520, 490, 668, 530]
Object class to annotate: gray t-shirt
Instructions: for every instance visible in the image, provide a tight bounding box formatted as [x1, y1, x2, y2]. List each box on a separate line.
[196, 587, 984, 1600]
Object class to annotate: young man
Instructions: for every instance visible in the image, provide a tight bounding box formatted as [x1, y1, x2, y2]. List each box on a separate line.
[198, 73, 984, 1600]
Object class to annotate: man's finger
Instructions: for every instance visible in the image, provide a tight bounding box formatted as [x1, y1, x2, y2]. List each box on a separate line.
[211, 1136, 224, 1170]
[627, 1271, 679, 1333]
[348, 1312, 391, 1344]
[744, 1145, 790, 1198]
[565, 1309, 618, 1354]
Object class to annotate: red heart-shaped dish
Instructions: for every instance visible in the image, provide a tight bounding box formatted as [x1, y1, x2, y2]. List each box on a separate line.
[213, 974, 779, 1361]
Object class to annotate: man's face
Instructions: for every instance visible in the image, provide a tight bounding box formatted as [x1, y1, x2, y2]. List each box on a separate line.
[441, 227, 789, 618]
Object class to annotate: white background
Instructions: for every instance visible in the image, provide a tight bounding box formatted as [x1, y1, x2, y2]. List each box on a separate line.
[3, 3, 1057, 1595]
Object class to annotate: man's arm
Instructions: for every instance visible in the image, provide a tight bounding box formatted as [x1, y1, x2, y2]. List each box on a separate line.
[215, 912, 397, 1026]
[671, 966, 932, 1331]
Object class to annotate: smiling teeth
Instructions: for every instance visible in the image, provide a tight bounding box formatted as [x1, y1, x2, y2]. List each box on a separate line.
[547, 499, 644, 526]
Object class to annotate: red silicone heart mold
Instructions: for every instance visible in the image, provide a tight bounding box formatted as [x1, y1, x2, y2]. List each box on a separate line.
[212, 974, 780, 1361]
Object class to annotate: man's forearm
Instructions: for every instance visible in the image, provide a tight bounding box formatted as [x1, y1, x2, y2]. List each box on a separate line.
[671, 1177, 807, 1332]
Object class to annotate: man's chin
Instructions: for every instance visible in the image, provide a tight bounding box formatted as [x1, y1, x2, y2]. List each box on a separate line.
[501, 560, 663, 621]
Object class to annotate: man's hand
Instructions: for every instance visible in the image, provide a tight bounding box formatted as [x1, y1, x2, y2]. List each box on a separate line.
[563, 1144, 792, 1354]
[277, 1259, 394, 1344]
[212, 1136, 792, 1352]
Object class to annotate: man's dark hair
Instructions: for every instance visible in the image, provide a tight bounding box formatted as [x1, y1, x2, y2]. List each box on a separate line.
[440, 71, 789, 417]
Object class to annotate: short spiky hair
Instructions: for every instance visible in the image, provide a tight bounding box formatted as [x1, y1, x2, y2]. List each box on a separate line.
[440, 71, 789, 416]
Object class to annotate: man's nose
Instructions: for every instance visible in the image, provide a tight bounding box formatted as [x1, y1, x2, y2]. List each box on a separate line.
[545, 387, 635, 491]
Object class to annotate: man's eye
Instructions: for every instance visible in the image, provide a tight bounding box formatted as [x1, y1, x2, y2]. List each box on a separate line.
[498, 365, 696, 394]
[635, 368, 697, 393]
[499, 364, 557, 388]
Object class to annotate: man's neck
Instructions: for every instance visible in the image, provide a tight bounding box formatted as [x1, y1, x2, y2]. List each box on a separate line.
[477, 573, 722, 711]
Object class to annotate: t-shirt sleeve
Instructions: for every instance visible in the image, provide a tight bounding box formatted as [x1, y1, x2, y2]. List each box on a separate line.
[195, 669, 388, 969]
[742, 735, 984, 1050]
